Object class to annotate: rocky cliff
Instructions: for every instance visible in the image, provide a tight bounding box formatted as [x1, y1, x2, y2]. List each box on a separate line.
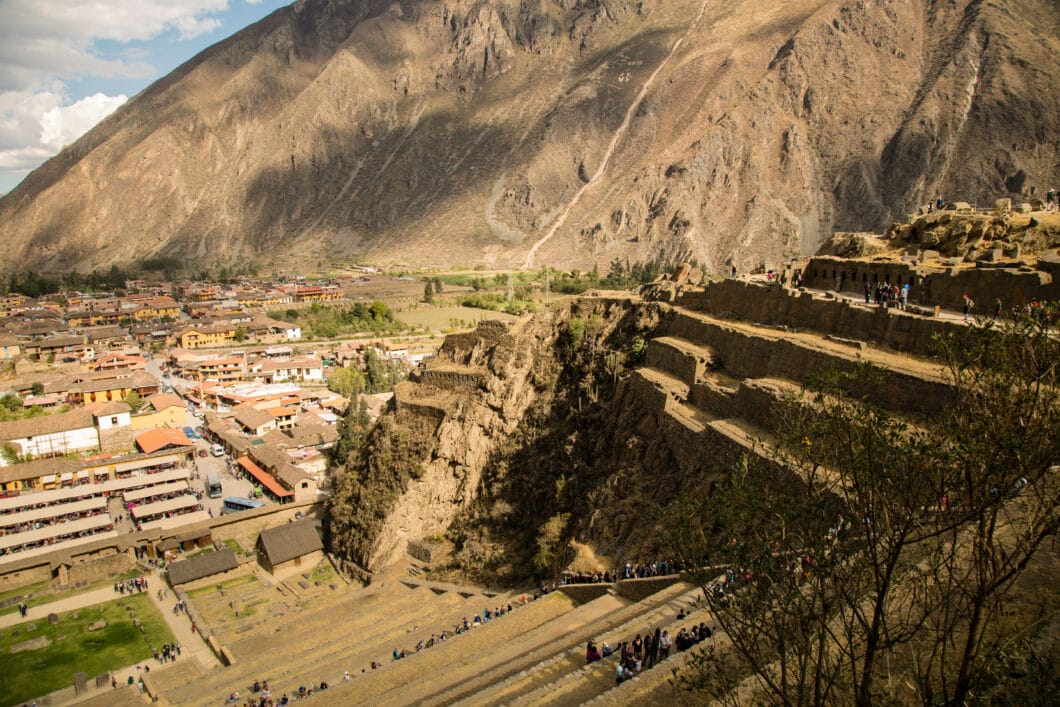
[326, 297, 668, 578]
[1, 0, 1057, 274]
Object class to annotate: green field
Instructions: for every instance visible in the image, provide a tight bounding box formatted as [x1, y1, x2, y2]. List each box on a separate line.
[0, 594, 174, 706]
[395, 306, 516, 331]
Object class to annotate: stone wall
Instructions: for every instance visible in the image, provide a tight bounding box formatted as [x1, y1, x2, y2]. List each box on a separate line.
[679, 280, 957, 357]
[644, 339, 709, 387]
[0, 562, 51, 592]
[615, 575, 684, 602]
[65, 548, 135, 587]
[799, 256, 1058, 310]
[98, 425, 135, 454]
[557, 583, 614, 603]
[662, 310, 953, 416]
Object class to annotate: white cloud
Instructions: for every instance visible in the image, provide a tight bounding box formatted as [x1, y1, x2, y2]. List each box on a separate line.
[0, 1, 231, 92]
[0, 88, 125, 181]
[39, 93, 127, 151]
[0, 1, 233, 190]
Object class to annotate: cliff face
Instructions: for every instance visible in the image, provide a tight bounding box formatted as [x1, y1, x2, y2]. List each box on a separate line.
[0, 0, 1056, 274]
[326, 298, 667, 576]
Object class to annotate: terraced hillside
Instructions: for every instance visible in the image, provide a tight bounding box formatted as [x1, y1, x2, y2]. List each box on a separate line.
[136, 251, 1057, 705]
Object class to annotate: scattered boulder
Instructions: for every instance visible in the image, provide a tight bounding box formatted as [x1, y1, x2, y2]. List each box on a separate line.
[11, 636, 51, 653]
[87, 620, 107, 632]
[47, 613, 58, 625]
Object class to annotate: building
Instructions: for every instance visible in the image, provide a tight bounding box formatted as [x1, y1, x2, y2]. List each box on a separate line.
[167, 548, 239, 586]
[67, 370, 159, 406]
[85, 401, 133, 453]
[248, 356, 323, 384]
[0, 409, 98, 464]
[255, 519, 323, 575]
[131, 393, 185, 431]
[232, 406, 277, 436]
[175, 324, 236, 349]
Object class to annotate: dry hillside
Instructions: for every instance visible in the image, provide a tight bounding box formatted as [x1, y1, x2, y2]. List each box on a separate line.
[0, 0, 1056, 273]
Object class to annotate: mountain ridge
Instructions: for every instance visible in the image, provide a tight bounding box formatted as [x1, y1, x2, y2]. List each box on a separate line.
[0, 0, 1056, 274]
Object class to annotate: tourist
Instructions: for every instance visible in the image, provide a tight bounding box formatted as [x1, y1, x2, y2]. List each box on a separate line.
[962, 294, 975, 321]
[586, 640, 601, 664]
[901, 282, 910, 310]
[659, 630, 672, 658]
[994, 298, 1003, 320]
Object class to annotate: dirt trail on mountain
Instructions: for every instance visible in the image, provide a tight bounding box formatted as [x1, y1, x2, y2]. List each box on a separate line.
[522, 0, 711, 269]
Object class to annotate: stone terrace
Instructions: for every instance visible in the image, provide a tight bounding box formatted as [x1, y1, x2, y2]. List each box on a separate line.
[151, 276, 998, 705]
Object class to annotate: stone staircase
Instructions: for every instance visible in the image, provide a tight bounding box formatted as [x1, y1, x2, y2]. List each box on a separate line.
[160, 582, 506, 705]
[456, 581, 703, 706]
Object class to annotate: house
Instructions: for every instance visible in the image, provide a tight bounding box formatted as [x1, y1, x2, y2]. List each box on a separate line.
[167, 549, 239, 586]
[0, 409, 101, 464]
[91, 352, 145, 372]
[135, 428, 194, 454]
[85, 401, 133, 453]
[0, 335, 21, 359]
[131, 393, 185, 431]
[68, 370, 159, 405]
[232, 406, 276, 436]
[197, 355, 244, 382]
[248, 356, 323, 384]
[255, 519, 323, 575]
[175, 324, 236, 349]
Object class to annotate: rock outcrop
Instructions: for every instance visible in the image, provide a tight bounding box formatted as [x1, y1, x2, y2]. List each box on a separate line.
[0, 0, 1056, 274]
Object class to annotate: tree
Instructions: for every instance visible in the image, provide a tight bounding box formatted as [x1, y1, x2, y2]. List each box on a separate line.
[423, 281, 434, 304]
[30, 381, 43, 396]
[433, 278, 443, 294]
[234, 327, 248, 342]
[327, 367, 366, 399]
[668, 310, 1059, 705]
[123, 391, 142, 410]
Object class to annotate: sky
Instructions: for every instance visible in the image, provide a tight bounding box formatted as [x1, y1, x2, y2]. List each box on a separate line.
[0, 0, 289, 195]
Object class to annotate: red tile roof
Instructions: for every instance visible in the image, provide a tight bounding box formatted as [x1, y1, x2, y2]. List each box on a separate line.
[236, 456, 292, 498]
[135, 428, 194, 454]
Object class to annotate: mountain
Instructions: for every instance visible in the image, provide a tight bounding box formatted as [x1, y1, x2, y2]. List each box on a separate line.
[0, 0, 1056, 274]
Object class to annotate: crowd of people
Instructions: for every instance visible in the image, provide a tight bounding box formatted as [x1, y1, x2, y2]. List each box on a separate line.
[587, 605, 715, 685]
[114, 575, 149, 594]
[559, 559, 688, 586]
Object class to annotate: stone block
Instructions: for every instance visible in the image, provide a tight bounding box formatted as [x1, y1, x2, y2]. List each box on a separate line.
[74, 672, 88, 694]
[994, 198, 1011, 212]
[87, 620, 107, 631]
[47, 612, 59, 624]
[1017, 203, 1032, 213]
[96, 674, 110, 687]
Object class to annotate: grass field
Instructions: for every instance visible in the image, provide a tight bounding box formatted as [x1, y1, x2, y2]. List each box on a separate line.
[395, 306, 516, 332]
[0, 593, 174, 706]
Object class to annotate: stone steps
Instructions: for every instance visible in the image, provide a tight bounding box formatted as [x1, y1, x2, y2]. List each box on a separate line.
[511, 602, 717, 706]
[256, 591, 519, 704]
[316, 592, 580, 704]
[164, 585, 452, 705]
[459, 582, 701, 706]
[662, 307, 952, 417]
[226, 582, 429, 662]
[644, 336, 717, 388]
[370, 592, 631, 705]
[588, 632, 728, 704]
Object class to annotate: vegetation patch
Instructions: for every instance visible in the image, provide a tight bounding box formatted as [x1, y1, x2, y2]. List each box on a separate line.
[0, 594, 174, 706]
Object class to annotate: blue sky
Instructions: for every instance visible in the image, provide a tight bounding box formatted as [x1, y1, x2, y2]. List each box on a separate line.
[0, 0, 289, 195]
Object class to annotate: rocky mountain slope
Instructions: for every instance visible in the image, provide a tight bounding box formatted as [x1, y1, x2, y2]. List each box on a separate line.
[0, 0, 1056, 274]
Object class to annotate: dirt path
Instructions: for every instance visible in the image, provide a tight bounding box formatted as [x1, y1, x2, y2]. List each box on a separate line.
[0, 586, 117, 629]
[522, 0, 711, 269]
[147, 566, 220, 670]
